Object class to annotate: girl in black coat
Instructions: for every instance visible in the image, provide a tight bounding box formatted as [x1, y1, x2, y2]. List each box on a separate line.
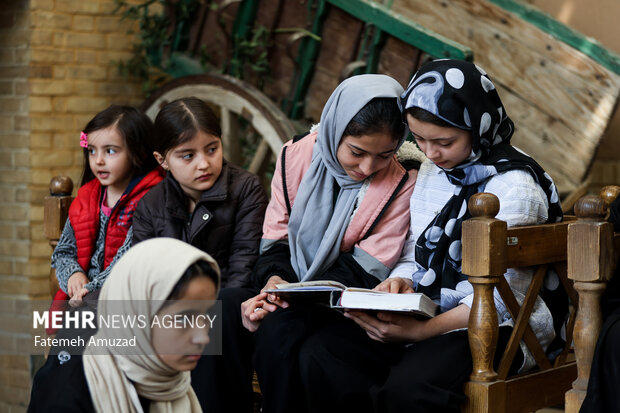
[132, 97, 268, 410]
[132, 97, 268, 288]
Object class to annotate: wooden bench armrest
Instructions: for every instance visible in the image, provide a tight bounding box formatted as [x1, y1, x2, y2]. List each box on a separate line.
[43, 176, 74, 297]
[462, 192, 578, 413]
[463, 193, 506, 383]
[463, 192, 573, 382]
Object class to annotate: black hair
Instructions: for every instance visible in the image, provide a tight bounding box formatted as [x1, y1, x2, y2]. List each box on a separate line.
[166, 259, 219, 301]
[405, 106, 454, 129]
[152, 97, 222, 159]
[342, 97, 405, 142]
[80, 105, 158, 187]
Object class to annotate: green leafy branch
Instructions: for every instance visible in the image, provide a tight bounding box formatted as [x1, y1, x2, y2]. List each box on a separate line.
[112, 0, 202, 94]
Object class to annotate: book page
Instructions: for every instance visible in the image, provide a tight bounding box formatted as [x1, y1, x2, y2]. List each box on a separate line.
[265, 280, 347, 292]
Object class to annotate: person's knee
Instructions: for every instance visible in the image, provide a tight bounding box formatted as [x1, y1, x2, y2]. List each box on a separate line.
[374, 380, 460, 413]
[255, 306, 307, 338]
[298, 333, 328, 380]
[253, 307, 316, 370]
[253, 309, 290, 351]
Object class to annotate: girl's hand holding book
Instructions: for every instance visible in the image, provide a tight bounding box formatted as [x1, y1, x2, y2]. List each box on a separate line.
[241, 292, 279, 332]
[347, 304, 470, 343]
[345, 310, 423, 343]
[241, 276, 292, 332]
[262, 275, 290, 308]
[374, 277, 414, 294]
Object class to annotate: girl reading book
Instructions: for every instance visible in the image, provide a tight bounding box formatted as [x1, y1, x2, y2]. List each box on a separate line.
[200, 74, 418, 413]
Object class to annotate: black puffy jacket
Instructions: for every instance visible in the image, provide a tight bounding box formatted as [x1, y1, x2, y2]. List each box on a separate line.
[133, 161, 268, 288]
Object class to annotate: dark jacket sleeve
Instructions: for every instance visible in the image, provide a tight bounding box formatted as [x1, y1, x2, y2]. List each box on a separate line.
[225, 174, 269, 288]
[132, 193, 157, 245]
[313, 253, 381, 289]
[28, 355, 95, 413]
[251, 242, 298, 290]
[251, 246, 380, 291]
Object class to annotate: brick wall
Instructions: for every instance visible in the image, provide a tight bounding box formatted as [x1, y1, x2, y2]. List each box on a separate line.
[0, 0, 144, 410]
[28, 0, 143, 301]
[0, 1, 32, 410]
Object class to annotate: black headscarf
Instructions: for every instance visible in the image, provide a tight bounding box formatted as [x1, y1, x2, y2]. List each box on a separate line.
[401, 59, 563, 300]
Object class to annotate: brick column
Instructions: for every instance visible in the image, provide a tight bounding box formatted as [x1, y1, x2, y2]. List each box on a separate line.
[1, 0, 145, 410]
[0, 1, 33, 409]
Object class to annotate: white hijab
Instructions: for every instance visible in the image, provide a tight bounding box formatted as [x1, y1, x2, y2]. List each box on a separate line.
[83, 238, 220, 413]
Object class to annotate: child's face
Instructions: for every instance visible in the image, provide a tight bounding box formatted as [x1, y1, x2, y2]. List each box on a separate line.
[87, 126, 133, 193]
[406, 114, 472, 169]
[336, 132, 399, 181]
[156, 131, 223, 203]
[151, 276, 217, 371]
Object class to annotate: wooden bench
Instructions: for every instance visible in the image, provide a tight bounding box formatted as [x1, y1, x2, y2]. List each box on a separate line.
[462, 193, 577, 413]
[565, 185, 620, 413]
[44, 179, 620, 412]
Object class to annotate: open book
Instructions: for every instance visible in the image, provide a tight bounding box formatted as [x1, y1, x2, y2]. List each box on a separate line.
[264, 280, 438, 318]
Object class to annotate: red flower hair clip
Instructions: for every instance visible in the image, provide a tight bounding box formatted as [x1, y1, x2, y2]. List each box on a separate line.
[79, 131, 88, 148]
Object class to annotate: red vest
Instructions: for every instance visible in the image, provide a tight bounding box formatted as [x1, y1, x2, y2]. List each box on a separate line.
[47, 168, 163, 334]
[68, 168, 164, 272]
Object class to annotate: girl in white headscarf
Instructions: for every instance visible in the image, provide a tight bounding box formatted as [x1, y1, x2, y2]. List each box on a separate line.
[28, 238, 220, 413]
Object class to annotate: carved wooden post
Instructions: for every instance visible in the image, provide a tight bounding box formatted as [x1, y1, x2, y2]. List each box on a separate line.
[565, 193, 614, 413]
[463, 193, 507, 383]
[43, 176, 73, 297]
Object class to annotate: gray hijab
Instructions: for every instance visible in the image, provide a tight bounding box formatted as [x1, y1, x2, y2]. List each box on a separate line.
[288, 74, 405, 281]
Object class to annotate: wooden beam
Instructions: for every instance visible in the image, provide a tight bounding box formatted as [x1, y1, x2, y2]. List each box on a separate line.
[327, 0, 473, 61]
[488, 0, 620, 75]
[505, 222, 568, 268]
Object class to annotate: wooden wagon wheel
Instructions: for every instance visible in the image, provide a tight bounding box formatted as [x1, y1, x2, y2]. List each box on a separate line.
[140, 73, 298, 184]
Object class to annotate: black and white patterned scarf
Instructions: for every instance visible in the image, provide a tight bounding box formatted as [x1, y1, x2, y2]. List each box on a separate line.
[400, 59, 563, 300]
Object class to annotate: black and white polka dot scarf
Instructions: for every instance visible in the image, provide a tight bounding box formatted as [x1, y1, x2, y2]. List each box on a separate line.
[401, 59, 563, 301]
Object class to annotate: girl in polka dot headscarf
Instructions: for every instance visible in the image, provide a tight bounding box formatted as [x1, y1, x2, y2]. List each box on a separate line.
[301, 60, 563, 413]
[399, 59, 563, 303]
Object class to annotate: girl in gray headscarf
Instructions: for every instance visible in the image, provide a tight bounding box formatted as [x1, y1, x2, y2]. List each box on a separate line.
[204, 74, 417, 413]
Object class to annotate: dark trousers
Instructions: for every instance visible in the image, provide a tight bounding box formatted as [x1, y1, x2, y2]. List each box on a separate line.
[254, 303, 519, 413]
[191, 287, 257, 413]
[299, 321, 518, 413]
[252, 304, 341, 413]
